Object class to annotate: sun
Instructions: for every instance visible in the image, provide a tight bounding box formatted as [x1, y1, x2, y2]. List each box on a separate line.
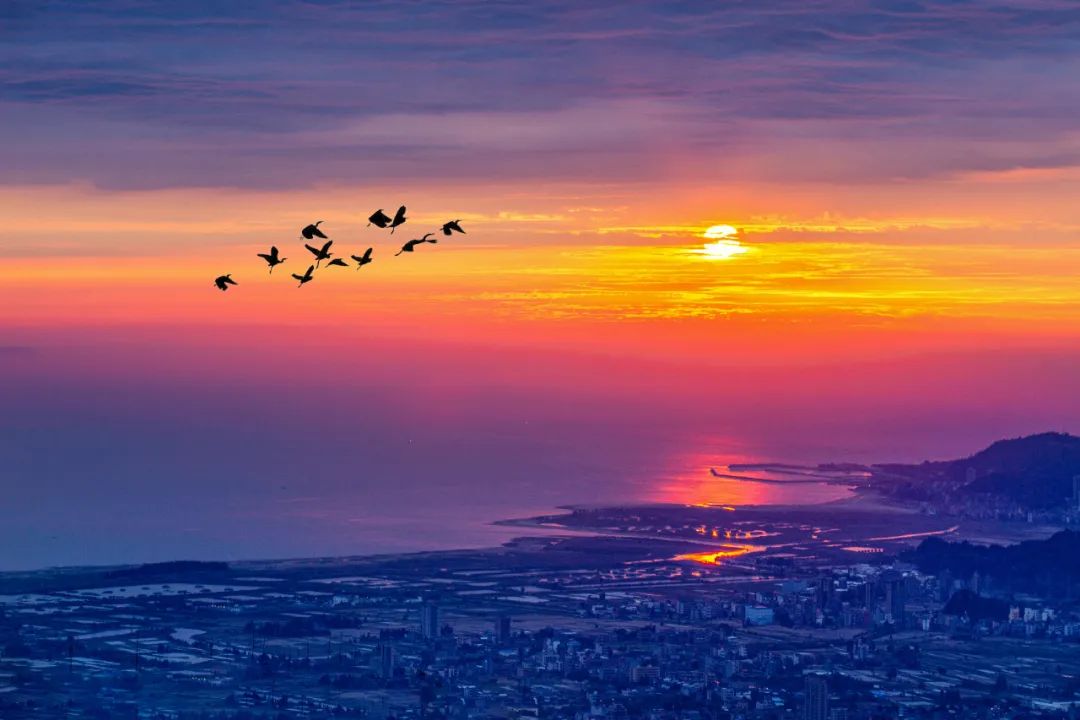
[699, 225, 748, 260]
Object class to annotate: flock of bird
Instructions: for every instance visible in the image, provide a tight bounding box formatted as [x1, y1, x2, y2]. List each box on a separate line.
[213, 206, 466, 291]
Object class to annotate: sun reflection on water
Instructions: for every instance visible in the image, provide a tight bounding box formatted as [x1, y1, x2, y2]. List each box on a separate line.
[675, 544, 765, 565]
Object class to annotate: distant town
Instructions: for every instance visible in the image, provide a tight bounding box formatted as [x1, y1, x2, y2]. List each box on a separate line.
[2, 433, 1079, 720]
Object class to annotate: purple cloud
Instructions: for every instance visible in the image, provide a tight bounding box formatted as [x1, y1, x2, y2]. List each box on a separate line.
[1, 0, 1079, 188]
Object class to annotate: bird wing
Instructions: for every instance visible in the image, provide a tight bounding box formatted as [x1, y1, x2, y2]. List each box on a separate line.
[302, 226, 314, 239]
[312, 227, 328, 239]
[305, 243, 319, 256]
[363, 247, 373, 259]
[257, 253, 272, 262]
[393, 206, 406, 223]
[270, 246, 280, 259]
[321, 239, 333, 254]
[225, 276, 238, 285]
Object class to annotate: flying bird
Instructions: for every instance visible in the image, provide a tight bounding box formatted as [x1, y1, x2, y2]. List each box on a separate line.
[305, 239, 334, 267]
[389, 205, 407, 234]
[325, 258, 349, 268]
[214, 274, 238, 291]
[395, 233, 436, 256]
[367, 209, 391, 228]
[301, 221, 328, 240]
[256, 245, 286, 273]
[351, 247, 373, 269]
[440, 220, 466, 236]
[292, 265, 315, 287]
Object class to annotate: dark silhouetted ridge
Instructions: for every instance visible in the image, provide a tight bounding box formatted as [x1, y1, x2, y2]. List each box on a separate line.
[903, 530, 1080, 596]
[876, 432, 1080, 508]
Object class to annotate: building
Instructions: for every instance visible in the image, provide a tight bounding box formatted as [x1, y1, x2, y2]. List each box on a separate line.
[377, 643, 395, 679]
[496, 614, 512, 644]
[744, 605, 774, 626]
[804, 673, 829, 720]
[421, 602, 441, 640]
[862, 578, 878, 608]
[630, 665, 661, 684]
[882, 571, 907, 629]
[815, 576, 836, 610]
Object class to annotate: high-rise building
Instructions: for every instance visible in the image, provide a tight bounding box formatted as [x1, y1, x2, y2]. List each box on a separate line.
[882, 571, 906, 629]
[496, 614, 512, 644]
[421, 602, 441, 640]
[862, 578, 878, 608]
[815, 576, 835, 609]
[804, 674, 828, 720]
[378, 643, 395, 679]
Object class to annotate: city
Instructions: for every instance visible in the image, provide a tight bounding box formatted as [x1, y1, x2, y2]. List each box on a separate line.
[2, 487, 1078, 719]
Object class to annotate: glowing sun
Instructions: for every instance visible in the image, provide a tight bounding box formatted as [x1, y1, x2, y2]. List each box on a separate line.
[700, 225, 748, 260]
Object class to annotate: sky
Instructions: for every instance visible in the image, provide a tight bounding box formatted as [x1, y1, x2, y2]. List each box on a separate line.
[1, 1, 1079, 569]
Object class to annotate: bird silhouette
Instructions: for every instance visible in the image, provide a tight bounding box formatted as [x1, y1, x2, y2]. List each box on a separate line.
[395, 233, 437, 256]
[257, 245, 286, 273]
[302, 221, 328, 240]
[389, 206, 407, 234]
[368, 209, 391, 228]
[351, 247, 374, 269]
[441, 220, 466, 236]
[305, 239, 334, 268]
[292, 265, 315, 287]
[325, 258, 349, 268]
[214, 274, 238, 291]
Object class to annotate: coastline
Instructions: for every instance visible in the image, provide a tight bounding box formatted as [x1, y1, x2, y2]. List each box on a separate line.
[3, 476, 1067, 581]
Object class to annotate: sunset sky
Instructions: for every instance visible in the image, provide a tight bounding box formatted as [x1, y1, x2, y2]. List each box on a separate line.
[2, 1, 1079, 568]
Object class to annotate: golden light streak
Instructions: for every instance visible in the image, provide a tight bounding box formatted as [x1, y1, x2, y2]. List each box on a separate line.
[675, 544, 765, 565]
[5, 243, 1080, 349]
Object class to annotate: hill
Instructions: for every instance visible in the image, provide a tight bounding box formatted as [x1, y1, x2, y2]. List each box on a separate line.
[903, 530, 1080, 597]
[875, 432, 1080, 509]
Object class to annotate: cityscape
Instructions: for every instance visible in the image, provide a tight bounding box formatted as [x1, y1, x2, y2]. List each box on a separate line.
[3, 434, 1080, 719]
